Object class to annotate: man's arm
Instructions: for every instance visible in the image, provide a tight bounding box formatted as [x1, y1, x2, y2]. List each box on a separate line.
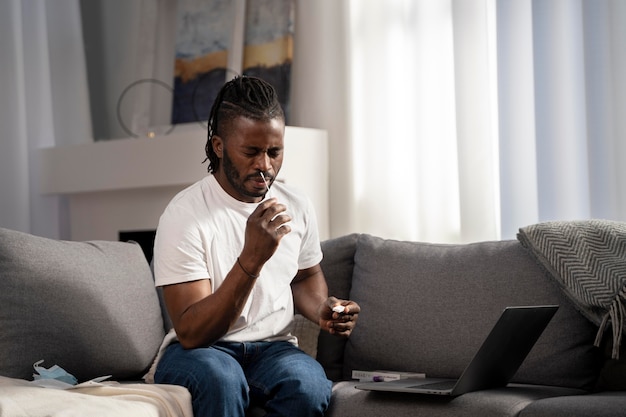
[162, 261, 256, 349]
[291, 265, 360, 337]
[161, 198, 291, 349]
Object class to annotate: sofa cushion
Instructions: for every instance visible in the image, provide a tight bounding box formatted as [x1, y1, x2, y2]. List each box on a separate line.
[595, 337, 626, 390]
[328, 381, 585, 417]
[318, 233, 359, 381]
[518, 392, 626, 417]
[0, 227, 165, 382]
[344, 234, 603, 389]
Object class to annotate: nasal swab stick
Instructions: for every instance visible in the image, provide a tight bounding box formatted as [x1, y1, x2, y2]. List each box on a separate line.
[260, 172, 271, 196]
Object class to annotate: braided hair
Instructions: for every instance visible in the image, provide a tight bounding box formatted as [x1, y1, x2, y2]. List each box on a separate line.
[204, 76, 285, 173]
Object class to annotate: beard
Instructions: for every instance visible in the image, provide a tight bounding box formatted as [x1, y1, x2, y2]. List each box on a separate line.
[222, 148, 265, 200]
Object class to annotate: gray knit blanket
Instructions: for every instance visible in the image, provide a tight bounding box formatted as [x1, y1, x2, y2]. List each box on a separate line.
[517, 220, 626, 359]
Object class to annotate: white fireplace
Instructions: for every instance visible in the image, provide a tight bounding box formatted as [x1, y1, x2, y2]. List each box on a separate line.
[39, 124, 329, 242]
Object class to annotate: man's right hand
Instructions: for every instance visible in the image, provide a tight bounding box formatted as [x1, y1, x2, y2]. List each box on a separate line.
[239, 198, 291, 274]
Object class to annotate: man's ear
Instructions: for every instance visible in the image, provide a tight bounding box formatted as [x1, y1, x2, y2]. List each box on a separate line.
[212, 135, 223, 158]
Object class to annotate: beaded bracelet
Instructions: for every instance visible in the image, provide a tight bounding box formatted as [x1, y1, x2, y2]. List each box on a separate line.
[237, 257, 260, 279]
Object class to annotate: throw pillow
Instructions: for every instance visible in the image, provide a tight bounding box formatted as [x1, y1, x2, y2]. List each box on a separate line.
[0, 227, 165, 382]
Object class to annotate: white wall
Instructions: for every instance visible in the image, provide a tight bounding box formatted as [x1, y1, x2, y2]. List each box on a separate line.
[290, 1, 354, 238]
[40, 125, 330, 241]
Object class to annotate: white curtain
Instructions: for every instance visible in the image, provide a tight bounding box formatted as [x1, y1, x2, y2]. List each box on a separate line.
[0, 0, 91, 238]
[347, 0, 500, 243]
[292, 0, 626, 243]
[2, 0, 624, 243]
[498, 0, 626, 239]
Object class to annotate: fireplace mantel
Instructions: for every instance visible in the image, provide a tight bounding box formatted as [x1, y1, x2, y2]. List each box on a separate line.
[39, 124, 329, 241]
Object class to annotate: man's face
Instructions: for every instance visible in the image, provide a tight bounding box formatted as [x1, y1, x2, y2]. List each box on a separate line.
[213, 116, 285, 203]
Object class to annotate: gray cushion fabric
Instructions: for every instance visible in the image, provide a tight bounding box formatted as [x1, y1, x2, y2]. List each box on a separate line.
[594, 338, 626, 391]
[318, 233, 359, 381]
[150, 259, 173, 332]
[0, 227, 165, 382]
[518, 392, 626, 417]
[328, 382, 585, 417]
[344, 234, 602, 389]
[292, 314, 320, 357]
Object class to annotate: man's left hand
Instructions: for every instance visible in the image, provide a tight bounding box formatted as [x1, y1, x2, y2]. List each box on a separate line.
[319, 296, 360, 337]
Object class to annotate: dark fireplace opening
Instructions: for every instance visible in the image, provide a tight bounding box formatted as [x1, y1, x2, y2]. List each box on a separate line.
[119, 230, 156, 264]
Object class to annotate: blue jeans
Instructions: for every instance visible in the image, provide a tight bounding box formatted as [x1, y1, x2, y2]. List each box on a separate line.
[154, 340, 332, 417]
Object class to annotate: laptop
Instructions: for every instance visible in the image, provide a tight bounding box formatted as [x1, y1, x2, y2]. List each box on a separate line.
[354, 305, 558, 396]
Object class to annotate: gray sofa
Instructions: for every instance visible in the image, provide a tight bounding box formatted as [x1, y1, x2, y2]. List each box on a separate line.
[316, 232, 626, 417]
[1, 226, 625, 416]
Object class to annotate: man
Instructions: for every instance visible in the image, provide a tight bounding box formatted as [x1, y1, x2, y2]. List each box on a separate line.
[152, 76, 360, 417]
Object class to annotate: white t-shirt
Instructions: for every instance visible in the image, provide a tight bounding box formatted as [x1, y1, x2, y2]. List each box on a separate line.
[153, 174, 323, 343]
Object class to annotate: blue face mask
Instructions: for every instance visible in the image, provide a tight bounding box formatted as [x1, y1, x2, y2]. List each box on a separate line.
[32, 359, 78, 386]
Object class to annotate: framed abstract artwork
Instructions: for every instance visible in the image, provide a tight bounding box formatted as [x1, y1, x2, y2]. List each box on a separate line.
[171, 0, 294, 126]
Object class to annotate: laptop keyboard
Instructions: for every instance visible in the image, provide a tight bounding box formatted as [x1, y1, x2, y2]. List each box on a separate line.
[409, 380, 456, 391]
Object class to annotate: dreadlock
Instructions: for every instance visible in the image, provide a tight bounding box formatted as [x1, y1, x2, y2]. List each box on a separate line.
[204, 76, 285, 173]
